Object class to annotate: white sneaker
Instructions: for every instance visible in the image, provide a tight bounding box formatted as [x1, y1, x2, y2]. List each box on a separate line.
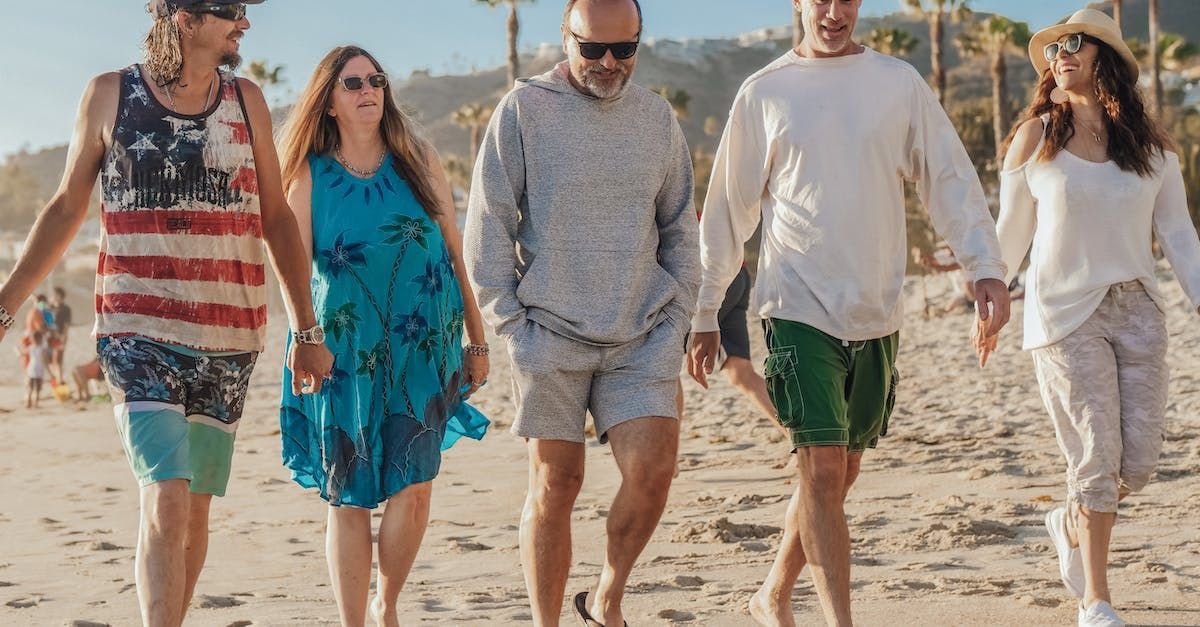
[1045, 507, 1085, 598]
[1078, 600, 1125, 627]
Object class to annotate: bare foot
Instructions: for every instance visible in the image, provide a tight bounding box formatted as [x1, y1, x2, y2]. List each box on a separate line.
[370, 595, 399, 627]
[749, 586, 795, 627]
[589, 591, 625, 627]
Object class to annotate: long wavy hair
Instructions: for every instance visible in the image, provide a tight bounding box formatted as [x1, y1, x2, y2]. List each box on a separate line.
[1004, 35, 1170, 177]
[277, 46, 440, 217]
[143, 9, 194, 86]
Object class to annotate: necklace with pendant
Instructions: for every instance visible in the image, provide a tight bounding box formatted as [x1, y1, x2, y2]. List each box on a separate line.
[165, 72, 218, 113]
[1077, 117, 1105, 145]
[336, 145, 387, 178]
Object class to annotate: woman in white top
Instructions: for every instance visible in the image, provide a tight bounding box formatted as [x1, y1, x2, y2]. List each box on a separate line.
[989, 10, 1200, 627]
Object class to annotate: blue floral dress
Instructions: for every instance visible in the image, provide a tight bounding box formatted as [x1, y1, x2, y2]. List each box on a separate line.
[280, 153, 488, 508]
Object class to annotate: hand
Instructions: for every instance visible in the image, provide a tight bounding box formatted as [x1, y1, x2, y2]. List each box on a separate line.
[289, 342, 334, 396]
[464, 351, 489, 398]
[972, 316, 1000, 367]
[973, 278, 1011, 339]
[687, 331, 720, 389]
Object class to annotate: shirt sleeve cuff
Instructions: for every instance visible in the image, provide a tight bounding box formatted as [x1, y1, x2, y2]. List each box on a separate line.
[970, 262, 1008, 284]
[690, 310, 720, 333]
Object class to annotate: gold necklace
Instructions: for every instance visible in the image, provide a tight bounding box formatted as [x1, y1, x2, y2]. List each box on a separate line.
[1076, 117, 1105, 145]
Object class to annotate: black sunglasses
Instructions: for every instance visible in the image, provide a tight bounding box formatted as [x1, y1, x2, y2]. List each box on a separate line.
[188, 3, 247, 21]
[1043, 33, 1087, 62]
[340, 73, 388, 92]
[569, 30, 640, 60]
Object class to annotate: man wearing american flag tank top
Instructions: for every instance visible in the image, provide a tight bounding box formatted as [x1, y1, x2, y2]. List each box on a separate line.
[0, 2, 333, 624]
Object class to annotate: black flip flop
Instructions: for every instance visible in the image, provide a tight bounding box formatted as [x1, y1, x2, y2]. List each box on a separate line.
[573, 591, 628, 627]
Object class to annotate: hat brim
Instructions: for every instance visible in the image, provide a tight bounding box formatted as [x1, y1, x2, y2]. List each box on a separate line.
[1028, 24, 1139, 79]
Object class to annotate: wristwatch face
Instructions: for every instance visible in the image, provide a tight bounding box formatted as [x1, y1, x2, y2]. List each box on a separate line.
[311, 326, 326, 344]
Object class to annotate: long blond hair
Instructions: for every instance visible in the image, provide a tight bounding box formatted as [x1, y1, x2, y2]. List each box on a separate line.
[143, 9, 191, 86]
[277, 46, 439, 217]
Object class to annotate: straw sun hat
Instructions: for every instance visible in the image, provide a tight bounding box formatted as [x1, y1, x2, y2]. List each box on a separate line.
[1027, 8, 1139, 78]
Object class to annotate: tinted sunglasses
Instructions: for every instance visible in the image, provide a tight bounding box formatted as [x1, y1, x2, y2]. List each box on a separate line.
[1043, 33, 1089, 62]
[340, 73, 389, 92]
[188, 2, 247, 21]
[569, 30, 640, 60]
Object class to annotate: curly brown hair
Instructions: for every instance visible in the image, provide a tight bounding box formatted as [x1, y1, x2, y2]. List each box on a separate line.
[1006, 35, 1171, 177]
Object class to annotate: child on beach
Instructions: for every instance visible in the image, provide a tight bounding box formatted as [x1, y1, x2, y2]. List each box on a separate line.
[21, 330, 49, 409]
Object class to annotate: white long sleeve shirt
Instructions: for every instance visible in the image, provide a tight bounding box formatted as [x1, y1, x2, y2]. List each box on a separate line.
[693, 48, 1006, 341]
[997, 118, 1200, 350]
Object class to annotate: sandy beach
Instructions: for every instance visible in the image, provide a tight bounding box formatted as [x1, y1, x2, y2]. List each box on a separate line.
[1, 270, 1198, 626]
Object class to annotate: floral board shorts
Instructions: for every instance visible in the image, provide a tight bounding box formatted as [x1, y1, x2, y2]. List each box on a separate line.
[98, 336, 257, 496]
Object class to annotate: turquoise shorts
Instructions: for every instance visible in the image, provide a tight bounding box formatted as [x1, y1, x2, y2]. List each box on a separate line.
[98, 336, 257, 496]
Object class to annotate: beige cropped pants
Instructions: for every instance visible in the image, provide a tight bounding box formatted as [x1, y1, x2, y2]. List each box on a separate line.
[1031, 281, 1169, 513]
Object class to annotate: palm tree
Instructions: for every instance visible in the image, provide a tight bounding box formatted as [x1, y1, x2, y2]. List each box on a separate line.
[443, 155, 472, 203]
[1111, 0, 1123, 29]
[245, 59, 286, 104]
[1149, 0, 1162, 118]
[956, 15, 1032, 160]
[651, 86, 691, 120]
[477, 0, 534, 88]
[793, 7, 804, 49]
[904, 0, 972, 107]
[865, 27, 921, 58]
[451, 102, 494, 168]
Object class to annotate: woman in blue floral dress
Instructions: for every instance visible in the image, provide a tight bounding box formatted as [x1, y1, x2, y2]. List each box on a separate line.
[276, 46, 489, 625]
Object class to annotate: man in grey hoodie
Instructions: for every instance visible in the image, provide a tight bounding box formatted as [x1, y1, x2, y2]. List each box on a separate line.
[463, 0, 698, 624]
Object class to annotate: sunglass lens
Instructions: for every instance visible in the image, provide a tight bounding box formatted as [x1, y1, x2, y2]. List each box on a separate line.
[368, 74, 388, 88]
[1066, 34, 1083, 54]
[578, 43, 607, 60]
[1044, 43, 1059, 61]
[610, 43, 638, 59]
[343, 77, 364, 91]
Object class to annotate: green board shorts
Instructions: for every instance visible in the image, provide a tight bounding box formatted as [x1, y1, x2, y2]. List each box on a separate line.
[762, 319, 899, 452]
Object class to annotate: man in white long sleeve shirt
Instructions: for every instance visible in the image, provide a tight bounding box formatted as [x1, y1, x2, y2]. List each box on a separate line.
[686, 1, 1011, 625]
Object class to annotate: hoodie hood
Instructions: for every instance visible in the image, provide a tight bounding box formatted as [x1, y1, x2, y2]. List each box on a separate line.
[516, 61, 631, 103]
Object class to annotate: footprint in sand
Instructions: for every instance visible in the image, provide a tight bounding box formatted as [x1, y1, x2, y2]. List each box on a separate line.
[194, 594, 244, 609]
[658, 608, 696, 622]
[442, 537, 492, 553]
[670, 517, 781, 544]
[68, 621, 110, 627]
[6, 594, 42, 608]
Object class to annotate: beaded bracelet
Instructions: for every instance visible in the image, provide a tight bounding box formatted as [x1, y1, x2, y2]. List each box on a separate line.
[0, 305, 14, 330]
[464, 343, 490, 356]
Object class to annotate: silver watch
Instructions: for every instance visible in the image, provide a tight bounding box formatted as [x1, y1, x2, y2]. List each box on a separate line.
[293, 324, 326, 345]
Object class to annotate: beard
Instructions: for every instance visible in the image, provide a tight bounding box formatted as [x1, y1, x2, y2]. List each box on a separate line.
[579, 63, 631, 99]
[221, 51, 242, 72]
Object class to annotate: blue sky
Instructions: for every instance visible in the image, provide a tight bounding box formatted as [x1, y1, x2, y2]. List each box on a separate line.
[1, 0, 1088, 157]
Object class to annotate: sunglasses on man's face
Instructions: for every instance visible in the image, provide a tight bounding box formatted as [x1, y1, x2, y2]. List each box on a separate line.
[569, 30, 640, 60]
[340, 73, 389, 92]
[189, 3, 247, 21]
[1043, 33, 1085, 62]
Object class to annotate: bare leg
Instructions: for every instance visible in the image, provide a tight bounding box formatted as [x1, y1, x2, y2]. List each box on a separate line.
[137, 479, 190, 627]
[327, 505, 373, 627]
[371, 481, 432, 627]
[590, 417, 679, 627]
[751, 453, 862, 627]
[795, 446, 854, 626]
[722, 356, 779, 425]
[179, 492, 213, 622]
[521, 439, 586, 627]
[1066, 493, 1127, 610]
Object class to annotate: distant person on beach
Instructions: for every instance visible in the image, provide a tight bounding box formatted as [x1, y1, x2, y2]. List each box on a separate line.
[0, 1, 334, 624]
[713, 267, 780, 428]
[72, 358, 105, 403]
[688, 1, 1010, 624]
[275, 45, 489, 626]
[990, 10, 1200, 627]
[19, 329, 49, 409]
[464, 0, 699, 624]
[49, 286, 72, 383]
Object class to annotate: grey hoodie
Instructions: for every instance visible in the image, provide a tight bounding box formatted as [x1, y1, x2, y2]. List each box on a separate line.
[464, 62, 699, 346]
